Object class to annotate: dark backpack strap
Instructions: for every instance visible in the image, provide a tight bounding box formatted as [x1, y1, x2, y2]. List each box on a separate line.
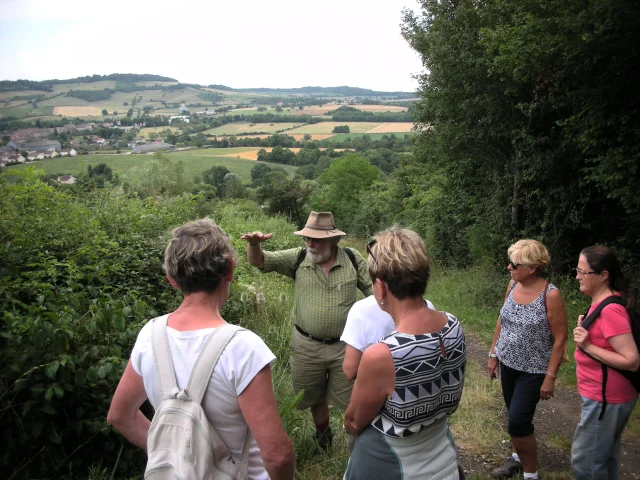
[292, 248, 307, 280]
[343, 247, 358, 272]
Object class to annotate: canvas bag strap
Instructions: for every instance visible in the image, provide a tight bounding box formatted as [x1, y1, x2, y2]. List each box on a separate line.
[151, 314, 179, 400]
[187, 324, 244, 405]
[187, 323, 252, 464]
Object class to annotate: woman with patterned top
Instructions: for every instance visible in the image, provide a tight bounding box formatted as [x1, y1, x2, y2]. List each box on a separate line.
[488, 240, 568, 480]
[343, 227, 466, 479]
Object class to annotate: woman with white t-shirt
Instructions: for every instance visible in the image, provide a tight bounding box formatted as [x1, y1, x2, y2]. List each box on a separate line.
[107, 219, 295, 480]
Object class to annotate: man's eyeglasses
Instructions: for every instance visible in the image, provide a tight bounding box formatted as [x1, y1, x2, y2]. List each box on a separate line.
[509, 261, 523, 269]
[573, 267, 597, 277]
[367, 239, 377, 261]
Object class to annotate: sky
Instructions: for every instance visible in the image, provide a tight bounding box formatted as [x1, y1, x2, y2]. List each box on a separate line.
[0, 0, 425, 92]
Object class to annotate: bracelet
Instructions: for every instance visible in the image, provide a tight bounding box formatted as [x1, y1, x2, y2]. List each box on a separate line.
[546, 371, 556, 379]
[488, 352, 498, 358]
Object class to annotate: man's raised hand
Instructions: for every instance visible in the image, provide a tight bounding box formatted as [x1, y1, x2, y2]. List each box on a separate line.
[240, 232, 273, 245]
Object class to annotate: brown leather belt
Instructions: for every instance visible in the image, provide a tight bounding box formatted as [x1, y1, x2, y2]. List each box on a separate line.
[295, 325, 341, 345]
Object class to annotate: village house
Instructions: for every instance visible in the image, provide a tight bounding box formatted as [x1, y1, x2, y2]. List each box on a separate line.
[95, 138, 106, 145]
[132, 142, 176, 154]
[58, 175, 76, 184]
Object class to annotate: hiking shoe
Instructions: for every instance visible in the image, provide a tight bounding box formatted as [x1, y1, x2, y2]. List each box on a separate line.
[313, 426, 333, 455]
[491, 457, 523, 479]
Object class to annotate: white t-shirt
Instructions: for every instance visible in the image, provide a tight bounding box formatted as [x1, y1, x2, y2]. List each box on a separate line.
[340, 295, 436, 352]
[131, 319, 276, 480]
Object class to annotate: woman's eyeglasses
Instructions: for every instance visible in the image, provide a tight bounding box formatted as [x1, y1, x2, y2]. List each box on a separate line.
[509, 261, 523, 269]
[367, 239, 377, 261]
[573, 267, 597, 277]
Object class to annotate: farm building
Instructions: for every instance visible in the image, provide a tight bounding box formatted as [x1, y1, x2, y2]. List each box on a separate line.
[132, 143, 176, 154]
[7, 140, 61, 153]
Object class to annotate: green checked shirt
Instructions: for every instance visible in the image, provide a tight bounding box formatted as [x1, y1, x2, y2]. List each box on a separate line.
[262, 247, 373, 339]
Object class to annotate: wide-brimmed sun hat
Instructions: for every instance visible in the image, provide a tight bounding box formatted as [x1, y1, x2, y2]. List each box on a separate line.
[293, 211, 345, 239]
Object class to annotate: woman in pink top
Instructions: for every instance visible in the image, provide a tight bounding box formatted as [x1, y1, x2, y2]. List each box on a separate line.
[572, 245, 639, 479]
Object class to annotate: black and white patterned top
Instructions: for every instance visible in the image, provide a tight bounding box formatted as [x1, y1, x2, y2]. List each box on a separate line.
[495, 282, 556, 374]
[371, 313, 466, 438]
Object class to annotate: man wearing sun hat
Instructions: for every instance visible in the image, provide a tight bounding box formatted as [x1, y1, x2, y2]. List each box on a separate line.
[241, 212, 372, 454]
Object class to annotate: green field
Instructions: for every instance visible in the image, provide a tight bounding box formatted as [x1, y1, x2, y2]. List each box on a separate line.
[9, 148, 297, 183]
[204, 122, 303, 135]
[138, 127, 181, 138]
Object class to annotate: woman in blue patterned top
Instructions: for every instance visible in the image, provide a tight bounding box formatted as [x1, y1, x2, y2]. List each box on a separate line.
[343, 227, 466, 479]
[488, 240, 568, 480]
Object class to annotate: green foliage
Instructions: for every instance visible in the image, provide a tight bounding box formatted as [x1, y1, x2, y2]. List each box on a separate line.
[250, 161, 272, 187]
[120, 152, 188, 197]
[400, 0, 640, 270]
[309, 154, 381, 233]
[202, 165, 230, 197]
[0, 167, 205, 478]
[332, 125, 350, 134]
[256, 171, 312, 227]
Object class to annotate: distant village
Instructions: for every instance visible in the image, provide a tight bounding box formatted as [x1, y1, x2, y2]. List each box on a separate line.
[0, 105, 196, 168]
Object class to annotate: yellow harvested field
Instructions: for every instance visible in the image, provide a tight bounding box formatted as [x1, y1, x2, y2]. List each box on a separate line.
[204, 123, 303, 135]
[352, 105, 408, 112]
[293, 104, 408, 115]
[53, 106, 104, 116]
[367, 122, 415, 133]
[287, 122, 382, 134]
[220, 147, 351, 161]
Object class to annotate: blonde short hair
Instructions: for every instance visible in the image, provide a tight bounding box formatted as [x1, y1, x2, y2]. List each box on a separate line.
[367, 227, 430, 299]
[508, 239, 550, 272]
[163, 218, 235, 294]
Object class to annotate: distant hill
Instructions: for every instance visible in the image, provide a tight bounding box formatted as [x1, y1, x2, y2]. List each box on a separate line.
[216, 86, 413, 97]
[0, 74, 178, 92]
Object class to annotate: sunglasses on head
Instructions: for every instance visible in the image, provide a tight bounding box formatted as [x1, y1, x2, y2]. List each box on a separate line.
[367, 239, 377, 261]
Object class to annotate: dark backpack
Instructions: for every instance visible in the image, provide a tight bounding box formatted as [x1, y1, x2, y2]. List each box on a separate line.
[292, 247, 358, 279]
[580, 296, 640, 418]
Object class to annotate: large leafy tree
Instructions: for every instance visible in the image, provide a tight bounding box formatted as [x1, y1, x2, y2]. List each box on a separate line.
[401, 0, 640, 268]
[309, 154, 381, 233]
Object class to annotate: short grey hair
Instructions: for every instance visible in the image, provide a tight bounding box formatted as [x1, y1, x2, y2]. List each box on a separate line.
[163, 218, 235, 294]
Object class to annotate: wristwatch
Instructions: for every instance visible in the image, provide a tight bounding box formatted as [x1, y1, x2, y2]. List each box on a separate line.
[488, 352, 498, 358]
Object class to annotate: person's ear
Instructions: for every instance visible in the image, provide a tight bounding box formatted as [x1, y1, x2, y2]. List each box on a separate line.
[600, 270, 609, 283]
[225, 258, 236, 282]
[376, 278, 388, 303]
[166, 275, 181, 290]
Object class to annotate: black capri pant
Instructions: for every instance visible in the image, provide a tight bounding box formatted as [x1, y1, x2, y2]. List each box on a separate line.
[500, 363, 545, 437]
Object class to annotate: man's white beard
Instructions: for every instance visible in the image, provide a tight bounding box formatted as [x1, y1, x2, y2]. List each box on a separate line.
[308, 247, 332, 264]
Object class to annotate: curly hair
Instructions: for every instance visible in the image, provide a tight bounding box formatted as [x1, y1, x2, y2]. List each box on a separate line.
[163, 218, 235, 295]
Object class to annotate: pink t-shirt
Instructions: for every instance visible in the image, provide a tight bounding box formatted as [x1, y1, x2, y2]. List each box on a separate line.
[575, 297, 638, 403]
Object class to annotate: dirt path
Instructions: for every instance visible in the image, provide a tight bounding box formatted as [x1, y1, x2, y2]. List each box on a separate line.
[461, 331, 640, 478]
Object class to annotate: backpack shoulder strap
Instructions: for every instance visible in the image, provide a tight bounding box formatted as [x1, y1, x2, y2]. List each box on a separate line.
[187, 324, 244, 405]
[188, 324, 252, 464]
[581, 296, 626, 330]
[343, 247, 358, 273]
[292, 248, 307, 280]
[151, 314, 179, 400]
